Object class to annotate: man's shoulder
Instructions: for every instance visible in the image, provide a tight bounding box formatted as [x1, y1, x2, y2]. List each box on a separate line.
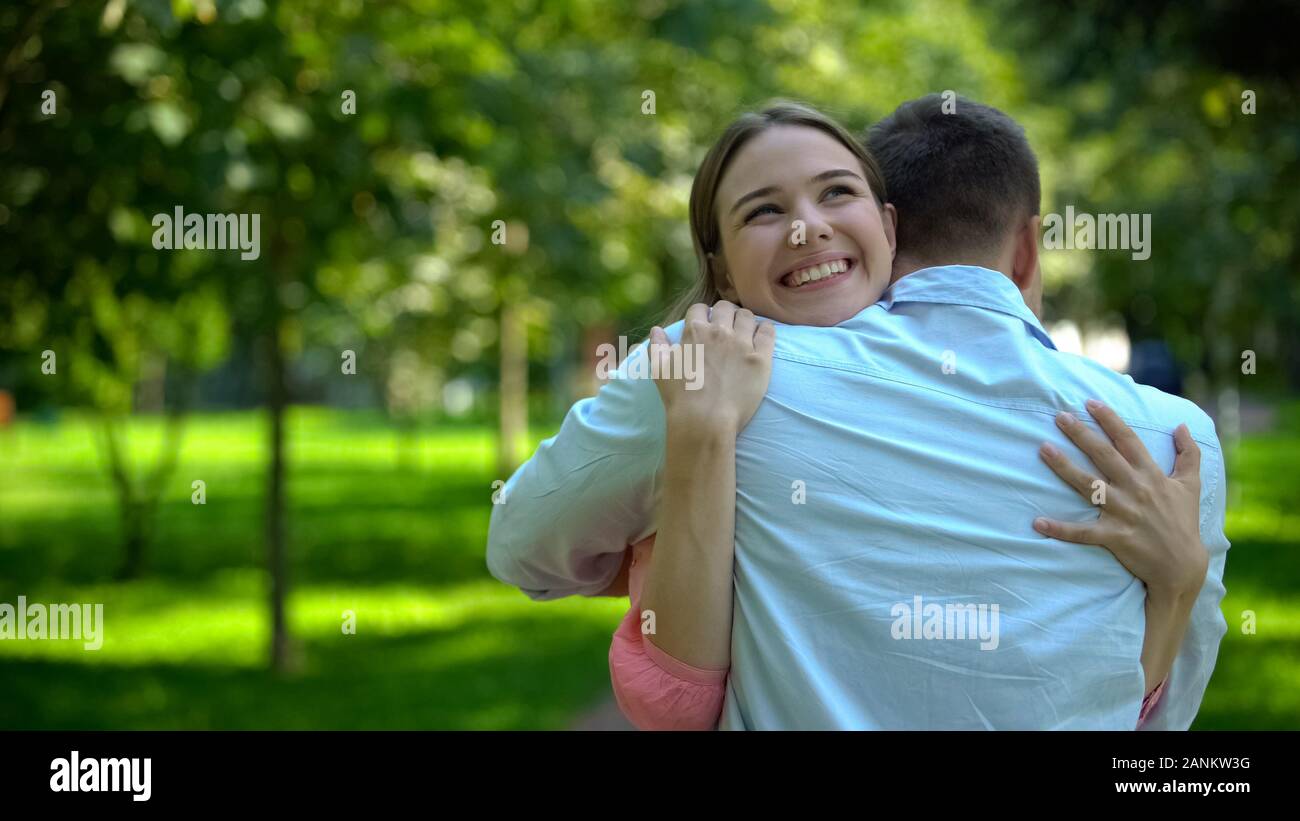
[1047, 347, 1220, 450]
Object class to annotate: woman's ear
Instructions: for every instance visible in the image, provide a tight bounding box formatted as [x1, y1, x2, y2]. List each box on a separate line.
[709, 253, 740, 302]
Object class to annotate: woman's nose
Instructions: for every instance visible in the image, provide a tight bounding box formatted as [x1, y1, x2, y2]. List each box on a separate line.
[787, 207, 833, 247]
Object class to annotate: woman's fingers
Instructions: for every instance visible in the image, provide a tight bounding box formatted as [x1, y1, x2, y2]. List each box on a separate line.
[1033, 515, 1103, 546]
[1039, 442, 1101, 501]
[1055, 410, 1131, 486]
[710, 299, 737, 330]
[753, 320, 776, 357]
[1085, 399, 1162, 476]
[1172, 423, 1202, 490]
[686, 302, 707, 337]
[648, 326, 673, 380]
[732, 307, 756, 346]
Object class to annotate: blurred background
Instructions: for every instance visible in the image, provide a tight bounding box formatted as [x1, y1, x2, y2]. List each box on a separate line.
[0, 0, 1296, 729]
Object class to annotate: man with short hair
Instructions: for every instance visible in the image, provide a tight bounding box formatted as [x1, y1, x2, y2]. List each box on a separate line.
[487, 95, 1229, 729]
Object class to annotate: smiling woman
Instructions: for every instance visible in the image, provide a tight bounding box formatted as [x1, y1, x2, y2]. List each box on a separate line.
[703, 123, 896, 326]
[665, 101, 897, 327]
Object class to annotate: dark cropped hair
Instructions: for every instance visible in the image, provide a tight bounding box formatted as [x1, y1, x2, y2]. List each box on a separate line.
[866, 94, 1039, 263]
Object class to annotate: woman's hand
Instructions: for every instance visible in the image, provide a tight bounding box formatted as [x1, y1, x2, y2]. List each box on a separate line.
[1033, 399, 1208, 702]
[1033, 399, 1208, 600]
[649, 301, 775, 435]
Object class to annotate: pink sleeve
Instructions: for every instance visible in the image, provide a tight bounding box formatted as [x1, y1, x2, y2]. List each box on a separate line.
[608, 536, 728, 730]
[1135, 677, 1167, 729]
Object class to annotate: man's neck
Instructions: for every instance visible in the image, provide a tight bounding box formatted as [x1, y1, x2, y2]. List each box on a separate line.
[891, 255, 1011, 284]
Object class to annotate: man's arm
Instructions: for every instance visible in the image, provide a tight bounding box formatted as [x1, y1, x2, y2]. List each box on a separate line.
[485, 330, 674, 600]
[1138, 443, 1230, 730]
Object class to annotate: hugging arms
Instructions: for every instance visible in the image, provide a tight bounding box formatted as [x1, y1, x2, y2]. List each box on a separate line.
[609, 301, 1208, 730]
[487, 96, 1228, 729]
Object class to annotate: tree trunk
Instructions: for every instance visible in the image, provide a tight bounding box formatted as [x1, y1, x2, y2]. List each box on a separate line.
[497, 300, 528, 478]
[115, 499, 147, 581]
[265, 327, 291, 674]
[101, 402, 185, 581]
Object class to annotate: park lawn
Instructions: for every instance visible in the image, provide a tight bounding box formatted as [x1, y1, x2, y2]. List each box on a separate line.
[0, 404, 1297, 729]
[0, 409, 626, 729]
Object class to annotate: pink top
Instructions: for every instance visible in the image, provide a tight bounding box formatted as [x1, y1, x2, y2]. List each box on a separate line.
[608, 535, 1167, 730]
[607, 537, 728, 730]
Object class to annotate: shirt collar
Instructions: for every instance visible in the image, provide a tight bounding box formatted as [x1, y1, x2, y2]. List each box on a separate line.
[875, 264, 1057, 350]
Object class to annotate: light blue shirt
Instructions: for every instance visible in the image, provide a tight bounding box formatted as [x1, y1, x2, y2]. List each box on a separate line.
[486, 265, 1229, 730]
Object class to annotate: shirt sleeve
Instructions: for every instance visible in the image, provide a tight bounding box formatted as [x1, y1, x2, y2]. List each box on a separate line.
[1137, 442, 1231, 730]
[608, 536, 728, 730]
[485, 325, 682, 600]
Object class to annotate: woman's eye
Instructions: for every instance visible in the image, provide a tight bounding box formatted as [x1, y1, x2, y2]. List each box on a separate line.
[823, 185, 855, 200]
[744, 204, 780, 222]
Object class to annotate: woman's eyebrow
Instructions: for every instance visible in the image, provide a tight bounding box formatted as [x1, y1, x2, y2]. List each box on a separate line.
[730, 185, 779, 217]
[729, 168, 866, 216]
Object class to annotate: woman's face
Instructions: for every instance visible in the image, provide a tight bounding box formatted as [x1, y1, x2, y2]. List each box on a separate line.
[712, 125, 896, 326]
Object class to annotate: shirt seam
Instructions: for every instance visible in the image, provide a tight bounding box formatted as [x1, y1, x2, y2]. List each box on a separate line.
[769, 349, 1223, 450]
[1198, 448, 1223, 540]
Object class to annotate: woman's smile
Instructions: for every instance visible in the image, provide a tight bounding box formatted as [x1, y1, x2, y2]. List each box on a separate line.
[777, 254, 856, 292]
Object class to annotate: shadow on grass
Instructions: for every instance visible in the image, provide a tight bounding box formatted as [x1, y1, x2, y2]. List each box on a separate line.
[0, 463, 496, 589]
[0, 611, 616, 730]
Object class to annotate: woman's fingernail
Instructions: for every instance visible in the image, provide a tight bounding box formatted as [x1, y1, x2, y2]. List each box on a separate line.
[1033, 517, 1050, 534]
[1040, 443, 1058, 458]
[1086, 399, 1103, 411]
[1056, 411, 1075, 427]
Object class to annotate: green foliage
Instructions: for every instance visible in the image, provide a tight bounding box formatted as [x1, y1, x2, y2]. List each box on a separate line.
[7, 0, 1291, 402]
[996, 0, 1300, 391]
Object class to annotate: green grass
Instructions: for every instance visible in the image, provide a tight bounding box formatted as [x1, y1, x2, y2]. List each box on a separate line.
[0, 408, 626, 729]
[0, 404, 1296, 728]
[1194, 402, 1300, 728]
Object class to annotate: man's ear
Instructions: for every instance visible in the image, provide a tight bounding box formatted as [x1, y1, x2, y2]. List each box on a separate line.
[1012, 214, 1043, 317]
[709, 253, 740, 302]
[881, 202, 898, 260]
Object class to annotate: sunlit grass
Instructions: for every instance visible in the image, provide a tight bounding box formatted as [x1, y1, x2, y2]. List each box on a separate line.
[0, 408, 624, 729]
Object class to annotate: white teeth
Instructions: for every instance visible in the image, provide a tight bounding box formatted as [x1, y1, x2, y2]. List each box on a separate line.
[786, 258, 850, 287]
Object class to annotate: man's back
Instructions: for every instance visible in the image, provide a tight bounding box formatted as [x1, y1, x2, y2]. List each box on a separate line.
[722, 265, 1229, 729]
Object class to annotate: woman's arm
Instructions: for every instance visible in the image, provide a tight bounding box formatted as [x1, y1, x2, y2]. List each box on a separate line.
[638, 418, 741, 668]
[605, 302, 774, 729]
[608, 535, 729, 730]
[639, 301, 775, 670]
[1032, 399, 1207, 712]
